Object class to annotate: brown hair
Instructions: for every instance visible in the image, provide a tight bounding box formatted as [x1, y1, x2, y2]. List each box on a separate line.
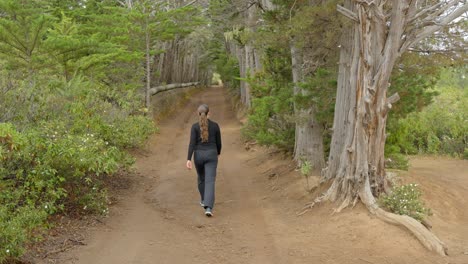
[198, 104, 209, 142]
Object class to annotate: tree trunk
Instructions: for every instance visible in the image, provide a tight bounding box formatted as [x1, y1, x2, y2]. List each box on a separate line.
[315, 0, 463, 255]
[237, 1, 260, 108]
[322, 0, 357, 181]
[244, 43, 253, 107]
[145, 19, 151, 110]
[291, 42, 325, 169]
[237, 46, 247, 102]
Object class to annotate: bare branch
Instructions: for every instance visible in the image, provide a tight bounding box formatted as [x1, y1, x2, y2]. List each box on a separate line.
[182, 0, 199, 8]
[408, 47, 467, 54]
[149, 82, 199, 95]
[337, 5, 358, 22]
[290, 0, 298, 22]
[386, 93, 400, 105]
[408, 1, 446, 23]
[401, 3, 468, 53]
[382, 92, 400, 117]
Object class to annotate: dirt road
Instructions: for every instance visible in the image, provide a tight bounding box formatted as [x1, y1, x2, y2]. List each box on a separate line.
[53, 86, 468, 264]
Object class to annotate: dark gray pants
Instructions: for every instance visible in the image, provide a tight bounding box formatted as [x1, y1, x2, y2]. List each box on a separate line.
[194, 149, 218, 209]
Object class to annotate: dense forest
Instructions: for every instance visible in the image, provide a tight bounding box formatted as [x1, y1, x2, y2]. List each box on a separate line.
[1, 0, 466, 262]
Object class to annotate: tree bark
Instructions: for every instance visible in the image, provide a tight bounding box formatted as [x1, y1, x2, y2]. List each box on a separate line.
[291, 42, 325, 169]
[318, 0, 467, 255]
[322, 0, 357, 181]
[242, 1, 258, 108]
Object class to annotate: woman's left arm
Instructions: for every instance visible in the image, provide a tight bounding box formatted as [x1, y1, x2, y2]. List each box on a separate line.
[187, 125, 196, 169]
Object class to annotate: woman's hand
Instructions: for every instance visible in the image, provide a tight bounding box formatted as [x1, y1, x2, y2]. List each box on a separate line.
[186, 160, 193, 170]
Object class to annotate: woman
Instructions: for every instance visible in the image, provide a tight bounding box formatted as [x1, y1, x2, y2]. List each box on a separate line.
[186, 104, 222, 217]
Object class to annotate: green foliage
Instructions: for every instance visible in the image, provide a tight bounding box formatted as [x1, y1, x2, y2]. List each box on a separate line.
[385, 150, 410, 171]
[0, 111, 153, 262]
[387, 80, 467, 158]
[214, 52, 240, 90]
[0, 0, 188, 261]
[384, 45, 465, 168]
[300, 160, 312, 176]
[243, 47, 295, 151]
[300, 159, 313, 191]
[0, 204, 47, 261]
[243, 94, 295, 150]
[379, 183, 431, 222]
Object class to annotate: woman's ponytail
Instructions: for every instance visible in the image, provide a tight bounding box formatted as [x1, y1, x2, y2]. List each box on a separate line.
[198, 104, 209, 142]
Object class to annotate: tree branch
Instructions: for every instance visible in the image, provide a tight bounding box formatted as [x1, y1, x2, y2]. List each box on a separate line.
[401, 3, 468, 52]
[408, 47, 467, 54]
[337, 5, 358, 22]
[380, 1, 410, 82]
[182, 0, 199, 8]
[382, 93, 400, 116]
[386, 93, 400, 105]
[408, 1, 446, 23]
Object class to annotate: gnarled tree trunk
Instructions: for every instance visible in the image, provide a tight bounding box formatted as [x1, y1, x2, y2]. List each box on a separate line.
[319, 0, 467, 255]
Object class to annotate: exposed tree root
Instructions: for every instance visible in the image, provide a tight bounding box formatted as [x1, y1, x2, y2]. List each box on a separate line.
[359, 181, 448, 256]
[298, 178, 448, 256]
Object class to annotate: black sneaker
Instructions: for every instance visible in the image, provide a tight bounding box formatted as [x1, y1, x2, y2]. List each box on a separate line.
[205, 207, 213, 217]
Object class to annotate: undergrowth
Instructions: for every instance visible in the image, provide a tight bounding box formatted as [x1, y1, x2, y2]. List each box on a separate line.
[379, 183, 431, 222]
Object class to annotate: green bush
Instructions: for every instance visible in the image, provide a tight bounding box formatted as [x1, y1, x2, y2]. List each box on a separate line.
[379, 183, 431, 222]
[242, 47, 296, 151]
[387, 85, 467, 159]
[0, 204, 47, 261]
[0, 112, 154, 262]
[243, 94, 295, 151]
[385, 152, 409, 170]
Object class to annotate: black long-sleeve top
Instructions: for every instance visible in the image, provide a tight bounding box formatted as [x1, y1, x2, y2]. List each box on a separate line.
[187, 119, 222, 160]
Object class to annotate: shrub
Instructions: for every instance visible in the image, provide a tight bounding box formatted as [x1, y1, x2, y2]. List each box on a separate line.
[379, 183, 431, 222]
[243, 94, 295, 151]
[0, 114, 153, 262]
[0, 204, 47, 261]
[387, 85, 467, 159]
[300, 159, 313, 191]
[385, 152, 409, 170]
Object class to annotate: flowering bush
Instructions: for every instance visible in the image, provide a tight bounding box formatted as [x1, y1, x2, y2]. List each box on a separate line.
[379, 183, 431, 222]
[0, 114, 153, 262]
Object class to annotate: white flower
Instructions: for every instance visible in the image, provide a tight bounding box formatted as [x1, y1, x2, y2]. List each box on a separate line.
[6, 249, 9, 253]
[45, 205, 48, 209]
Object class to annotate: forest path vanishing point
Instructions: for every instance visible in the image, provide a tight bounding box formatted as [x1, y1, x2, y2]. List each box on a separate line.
[50, 86, 468, 264]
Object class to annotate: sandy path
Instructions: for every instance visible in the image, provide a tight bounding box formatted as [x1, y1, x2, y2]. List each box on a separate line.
[53, 86, 468, 264]
[58, 86, 280, 264]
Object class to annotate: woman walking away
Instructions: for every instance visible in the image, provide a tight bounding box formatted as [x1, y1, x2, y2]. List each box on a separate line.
[186, 104, 222, 217]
